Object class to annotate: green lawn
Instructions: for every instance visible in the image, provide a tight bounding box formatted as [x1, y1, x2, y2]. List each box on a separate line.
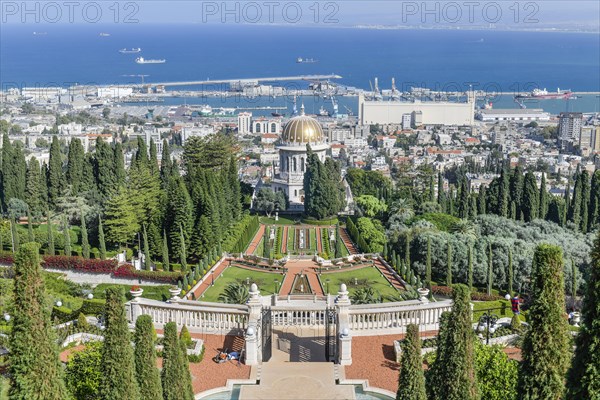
[200, 266, 283, 302]
[320, 266, 399, 300]
[259, 216, 299, 225]
[471, 299, 524, 322]
[288, 227, 295, 252]
[309, 229, 317, 251]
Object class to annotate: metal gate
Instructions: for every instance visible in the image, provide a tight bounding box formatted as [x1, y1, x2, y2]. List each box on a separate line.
[261, 307, 272, 362]
[325, 307, 338, 362]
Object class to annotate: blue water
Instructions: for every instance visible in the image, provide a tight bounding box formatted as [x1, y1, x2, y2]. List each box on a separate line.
[1, 24, 599, 112]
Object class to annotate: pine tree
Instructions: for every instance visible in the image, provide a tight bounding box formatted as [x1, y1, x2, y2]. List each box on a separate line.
[62, 214, 71, 256]
[47, 211, 55, 256]
[133, 315, 162, 400]
[10, 217, 20, 253]
[162, 229, 170, 271]
[161, 322, 193, 400]
[180, 224, 188, 272]
[114, 142, 126, 187]
[99, 287, 140, 400]
[104, 185, 139, 247]
[428, 284, 478, 400]
[95, 138, 117, 200]
[8, 242, 69, 400]
[567, 232, 600, 398]
[81, 212, 90, 259]
[446, 240, 452, 286]
[98, 215, 106, 260]
[396, 324, 427, 400]
[47, 135, 63, 206]
[519, 244, 570, 400]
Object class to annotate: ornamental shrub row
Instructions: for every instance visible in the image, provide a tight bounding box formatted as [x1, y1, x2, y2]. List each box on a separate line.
[114, 264, 183, 284]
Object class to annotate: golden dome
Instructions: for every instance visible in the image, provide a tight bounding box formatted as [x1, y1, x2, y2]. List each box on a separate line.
[281, 107, 324, 144]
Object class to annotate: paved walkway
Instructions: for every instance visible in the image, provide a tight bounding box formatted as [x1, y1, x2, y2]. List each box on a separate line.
[316, 227, 323, 253]
[279, 260, 324, 296]
[339, 228, 359, 254]
[373, 258, 405, 290]
[189, 259, 232, 299]
[246, 224, 265, 255]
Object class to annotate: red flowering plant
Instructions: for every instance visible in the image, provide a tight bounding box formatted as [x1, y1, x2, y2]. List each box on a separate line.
[130, 285, 141, 292]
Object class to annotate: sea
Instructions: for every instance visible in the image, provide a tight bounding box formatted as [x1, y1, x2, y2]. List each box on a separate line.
[1, 23, 599, 115]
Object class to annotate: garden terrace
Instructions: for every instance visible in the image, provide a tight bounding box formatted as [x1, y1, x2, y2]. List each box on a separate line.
[319, 265, 402, 301]
[198, 266, 283, 302]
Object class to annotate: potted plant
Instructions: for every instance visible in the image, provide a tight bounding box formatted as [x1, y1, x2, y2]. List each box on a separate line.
[130, 285, 143, 300]
[169, 285, 182, 301]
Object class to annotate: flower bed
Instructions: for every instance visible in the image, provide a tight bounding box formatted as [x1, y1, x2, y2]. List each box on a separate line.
[43, 256, 118, 273]
[431, 285, 504, 301]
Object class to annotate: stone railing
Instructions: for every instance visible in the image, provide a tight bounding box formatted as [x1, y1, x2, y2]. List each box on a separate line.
[348, 300, 452, 336]
[127, 298, 249, 335]
[270, 306, 331, 327]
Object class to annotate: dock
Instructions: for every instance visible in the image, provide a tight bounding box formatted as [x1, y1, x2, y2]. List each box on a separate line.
[129, 74, 342, 89]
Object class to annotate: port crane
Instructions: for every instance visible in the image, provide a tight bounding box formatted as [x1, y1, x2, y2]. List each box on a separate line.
[390, 78, 400, 101]
[369, 78, 383, 101]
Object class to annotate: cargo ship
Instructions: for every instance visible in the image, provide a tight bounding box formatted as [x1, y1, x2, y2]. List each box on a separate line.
[296, 57, 318, 63]
[135, 57, 166, 64]
[515, 88, 573, 100]
[120, 48, 141, 53]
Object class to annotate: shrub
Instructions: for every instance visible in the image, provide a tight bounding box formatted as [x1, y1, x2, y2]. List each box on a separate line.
[52, 305, 74, 323]
[77, 312, 89, 330]
[80, 299, 106, 316]
[188, 346, 205, 363]
[113, 264, 183, 284]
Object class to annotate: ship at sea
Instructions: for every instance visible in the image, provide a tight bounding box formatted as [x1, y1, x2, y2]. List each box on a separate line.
[515, 88, 573, 100]
[99, 33, 110, 37]
[296, 57, 318, 63]
[135, 57, 166, 64]
[119, 48, 141, 54]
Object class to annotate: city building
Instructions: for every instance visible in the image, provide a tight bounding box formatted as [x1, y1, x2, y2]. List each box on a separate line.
[558, 112, 583, 151]
[476, 108, 551, 122]
[238, 112, 252, 135]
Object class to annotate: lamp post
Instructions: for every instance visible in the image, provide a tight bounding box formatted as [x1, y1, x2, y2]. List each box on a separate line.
[274, 280, 279, 294]
[211, 270, 214, 286]
[477, 311, 499, 345]
[326, 278, 330, 294]
[246, 277, 250, 285]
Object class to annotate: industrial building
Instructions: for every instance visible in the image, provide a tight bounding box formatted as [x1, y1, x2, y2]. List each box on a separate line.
[358, 93, 475, 126]
[476, 108, 551, 122]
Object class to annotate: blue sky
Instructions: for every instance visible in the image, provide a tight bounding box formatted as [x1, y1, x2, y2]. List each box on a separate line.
[2, 1, 599, 27]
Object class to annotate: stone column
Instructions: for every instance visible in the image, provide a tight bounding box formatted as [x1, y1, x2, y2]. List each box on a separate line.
[245, 283, 262, 365]
[336, 284, 353, 365]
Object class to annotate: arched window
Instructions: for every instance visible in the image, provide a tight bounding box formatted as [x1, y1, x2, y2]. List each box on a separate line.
[255, 123, 261, 133]
[294, 190, 298, 197]
[301, 157, 305, 172]
[293, 157, 297, 172]
[271, 123, 277, 133]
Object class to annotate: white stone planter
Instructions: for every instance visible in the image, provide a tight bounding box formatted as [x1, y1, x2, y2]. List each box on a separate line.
[417, 288, 430, 302]
[572, 312, 581, 327]
[169, 287, 182, 302]
[130, 288, 143, 301]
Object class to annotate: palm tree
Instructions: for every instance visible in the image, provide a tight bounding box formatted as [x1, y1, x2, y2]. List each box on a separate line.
[218, 283, 249, 304]
[450, 219, 477, 242]
[350, 287, 382, 305]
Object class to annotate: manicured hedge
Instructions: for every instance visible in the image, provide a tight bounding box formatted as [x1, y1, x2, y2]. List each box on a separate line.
[80, 299, 106, 316]
[43, 256, 118, 273]
[302, 217, 339, 226]
[114, 264, 183, 284]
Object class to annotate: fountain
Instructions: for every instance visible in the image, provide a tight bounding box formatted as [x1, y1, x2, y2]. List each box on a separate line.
[290, 271, 312, 294]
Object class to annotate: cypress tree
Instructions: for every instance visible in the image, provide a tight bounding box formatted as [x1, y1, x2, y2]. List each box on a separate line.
[397, 324, 427, 400]
[98, 215, 106, 260]
[8, 242, 69, 400]
[46, 211, 55, 256]
[499, 167, 509, 218]
[581, 170, 591, 233]
[509, 166, 524, 218]
[567, 232, 600, 398]
[179, 340, 194, 400]
[437, 173, 446, 212]
[429, 284, 478, 400]
[1, 132, 15, 208]
[507, 248, 513, 296]
[63, 215, 71, 257]
[95, 138, 116, 200]
[114, 142, 126, 187]
[522, 171, 539, 222]
[81, 213, 90, 259]
[457, 177, 470, 219]
[571, 258, 578, 304]
[570, 173, 583, 228]
[518, 244, 570, 400]
[467, 244, 473, 292]
[487, 242, 493, 296]
[25, 156, 43, 217]
[477, 185, 486, 215]
[133, 315, 162, 400]
[12, 141, 27, 201]
[160, 139, 173, 186]
[162, 229, 170, 271]
[404, 232, 411, 268]
[589, 170, 600, 230]
[99, 287, 140, 400]
[142, 224, 151, 270]
[429, 174, 435, 203]
[425, 237, 432, 292]
[539, 172, 548, 220]
[66, 138, 85, 195]
[47, 135, 63, 206]
[446, 240, 452, 286]
[10, 217, 20, 253]
[27, 209, 34, 242]
[180, 224, 188, 272]
[161, 322, 193, 400]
